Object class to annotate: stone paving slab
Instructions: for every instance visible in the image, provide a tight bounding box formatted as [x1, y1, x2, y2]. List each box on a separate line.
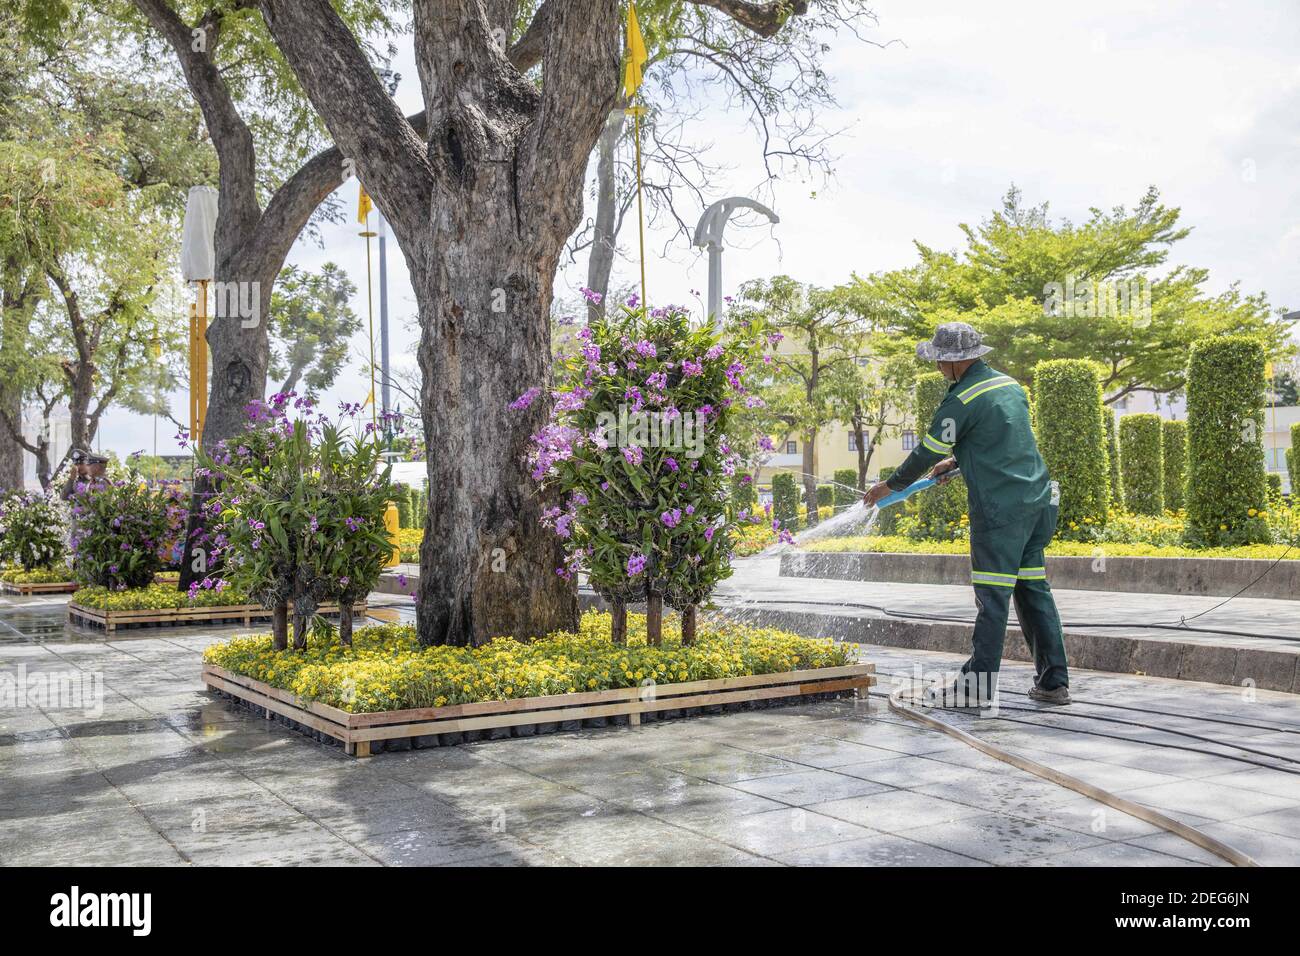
[3, 591, 1300, 866]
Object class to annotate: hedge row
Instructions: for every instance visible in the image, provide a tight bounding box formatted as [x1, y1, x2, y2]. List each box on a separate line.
[1120, 413, 1164, 516]
[909, 371, 966, 540]
[1162, 418, 1188, 512]
[771, 472, 799, 530]
[876, 466, 902, 536]
[1288, 422, 1300, 493]
[833, 468, 858, 512]
[1185, 336, 1270, 546]
[1104, 409, 1123, 507]
[1032, 359, 1109, 536]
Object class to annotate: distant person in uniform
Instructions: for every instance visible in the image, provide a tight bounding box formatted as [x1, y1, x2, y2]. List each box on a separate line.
[864, 323, 1071, 706]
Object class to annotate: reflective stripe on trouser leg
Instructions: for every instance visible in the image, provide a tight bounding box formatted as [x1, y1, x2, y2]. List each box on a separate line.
[1017, 566, 1046, 580]
[971, 570, 1017, 587]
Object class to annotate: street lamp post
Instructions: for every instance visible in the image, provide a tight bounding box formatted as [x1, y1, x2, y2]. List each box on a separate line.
[693, 197, 779, 330]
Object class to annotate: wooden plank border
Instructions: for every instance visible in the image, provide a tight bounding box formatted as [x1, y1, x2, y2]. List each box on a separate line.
[202, 660, 876, 758]
[68, 600, 365, 633]
[0, 580, 79, 595]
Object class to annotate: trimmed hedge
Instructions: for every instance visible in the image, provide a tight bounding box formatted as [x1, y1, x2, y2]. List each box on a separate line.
[1266, 472, 1283, 504]
[1161, 419, 1187, 512]
[1185, 336, 1270, 546]
[876, 466, 901, 536]
[832, 468, 858, 512]
[771, 472, 799, 530]
[1104, 409, 1123, 507]
[909, 371, 966, 540]
[1289, 422, 1299, 493]
[816, 485, 833, 508]
[731, 473, 758, 513]
[1032, 360, 1109, 536]
[1119, 414, 1164, 516]
[394, 484, 412, 528]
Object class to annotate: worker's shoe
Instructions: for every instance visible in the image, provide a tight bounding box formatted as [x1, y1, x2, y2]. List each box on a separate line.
[1028, 683, 1071, 705]
[924, 678, 991, 709]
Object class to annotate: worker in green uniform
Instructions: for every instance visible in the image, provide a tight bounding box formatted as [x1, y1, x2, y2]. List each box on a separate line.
[864, 323, 1071, 706]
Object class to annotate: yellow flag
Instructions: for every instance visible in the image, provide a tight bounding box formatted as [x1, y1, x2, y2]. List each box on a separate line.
[362, 388, 374, 408]
[357, 184, 372, 224]
[623, 2, 648, 99]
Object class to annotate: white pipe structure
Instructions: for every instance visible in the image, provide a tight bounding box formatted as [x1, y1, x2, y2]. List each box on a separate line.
[692, 196, 779, 330]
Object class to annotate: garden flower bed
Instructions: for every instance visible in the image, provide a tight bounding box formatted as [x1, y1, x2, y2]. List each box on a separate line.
[0, 566, 78, 595]
[69, 583, 364, 633]
[202, 611, 874, 757]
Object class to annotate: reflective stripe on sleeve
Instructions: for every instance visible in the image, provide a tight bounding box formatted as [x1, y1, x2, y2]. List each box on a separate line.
[921, 433, 953, 454]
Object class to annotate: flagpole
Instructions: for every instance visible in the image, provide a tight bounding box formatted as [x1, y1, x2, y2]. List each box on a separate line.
[632, 105, 647, 311]
[359, 185, 378, 433]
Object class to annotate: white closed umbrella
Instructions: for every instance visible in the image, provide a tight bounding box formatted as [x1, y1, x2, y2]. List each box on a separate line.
[180, 186, 218, 282]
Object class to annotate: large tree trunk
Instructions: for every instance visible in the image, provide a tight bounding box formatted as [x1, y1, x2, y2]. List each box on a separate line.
[413, 237, 577, 646]
[0, 392, 24, 491]
[802, 426, 819, 527]
[585, 109, 626, 321]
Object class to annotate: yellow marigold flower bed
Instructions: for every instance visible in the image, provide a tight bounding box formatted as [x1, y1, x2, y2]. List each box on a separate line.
[802, 534, 1296, 560]
[74, 582, 251, 610]
[203, 610, 857, 714]
[0, 565, 73, 584]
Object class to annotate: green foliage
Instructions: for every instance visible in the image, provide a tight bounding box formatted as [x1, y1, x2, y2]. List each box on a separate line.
[1289, 422, 1300, 493]
[832, 468, 858, 512]
[875, 466, 902, 536]
[1161, 419, 1188, 512]
[1185, 336, 1271, 546]
[0, 491, 65, 571]
[68, 473, 187, 589]
[197, 394, 395, 617]
[1104, 408, 1123, 507]
[730, 473, 758, 514]
[1265, 472, 1283, 505]
[770, 473, 799, 530]
[1119, 414, 1164, 516]
[394, 485, 412, 529]
[815, 485, 833, 508]
[1033, 360, 1111, 536]
[850, 186, 1294, 400]
[268, 263, 362, 397]
[908, 372, 967, 540]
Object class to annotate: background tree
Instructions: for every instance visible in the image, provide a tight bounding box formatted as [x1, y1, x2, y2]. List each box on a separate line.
[0, 24, 197, 490]
[267, 263, 361, 397]
[731, 275, 861, 524]
[864, 186, 1293, 402]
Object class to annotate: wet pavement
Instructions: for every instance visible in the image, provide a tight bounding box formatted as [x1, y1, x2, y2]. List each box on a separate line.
[3, 589, 1300, 867]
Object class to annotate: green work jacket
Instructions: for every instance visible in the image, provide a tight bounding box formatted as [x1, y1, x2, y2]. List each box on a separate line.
[886, 360, 1051, 531]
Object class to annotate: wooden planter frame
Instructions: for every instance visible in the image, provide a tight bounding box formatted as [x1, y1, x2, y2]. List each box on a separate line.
[0, 579, 78, 595]
[202, 660, 876, 757]
[69, 600, 365, 633]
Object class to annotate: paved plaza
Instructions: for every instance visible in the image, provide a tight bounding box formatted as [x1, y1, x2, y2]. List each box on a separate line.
[4, 581, 1299, 867]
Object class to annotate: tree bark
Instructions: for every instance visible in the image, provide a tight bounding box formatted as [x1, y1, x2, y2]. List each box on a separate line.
[586, 109, 627, 321]
[271, 601, 288, 651]
[646, 591, 663, 647]
[681, 604, 697, 646]
[610, 599, 627, 645]
[802, 425, 819, 526]
[338, 602, 353, 647]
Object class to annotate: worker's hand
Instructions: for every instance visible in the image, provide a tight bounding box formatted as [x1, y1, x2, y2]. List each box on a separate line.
[863, 480, 892, 507]
[930, 457, 958, 484]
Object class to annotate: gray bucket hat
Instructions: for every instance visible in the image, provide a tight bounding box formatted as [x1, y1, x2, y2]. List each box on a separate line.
[916, 322, 993, 362]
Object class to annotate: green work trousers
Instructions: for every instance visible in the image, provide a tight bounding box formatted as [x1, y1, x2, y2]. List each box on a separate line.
[962, 502, 1069, 693]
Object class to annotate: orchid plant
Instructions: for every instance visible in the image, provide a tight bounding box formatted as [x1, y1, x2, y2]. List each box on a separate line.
[67, 461, 186, 589]
[195, 393, 397, 650]
[0, 490, 67, 573]
[522, 297, 773, 645]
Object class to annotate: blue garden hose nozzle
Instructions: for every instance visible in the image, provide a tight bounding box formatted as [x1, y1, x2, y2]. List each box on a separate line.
[874, 469, 961, 511]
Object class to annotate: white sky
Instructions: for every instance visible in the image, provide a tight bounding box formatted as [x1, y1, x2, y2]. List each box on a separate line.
[98, 0, 1300, 459]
